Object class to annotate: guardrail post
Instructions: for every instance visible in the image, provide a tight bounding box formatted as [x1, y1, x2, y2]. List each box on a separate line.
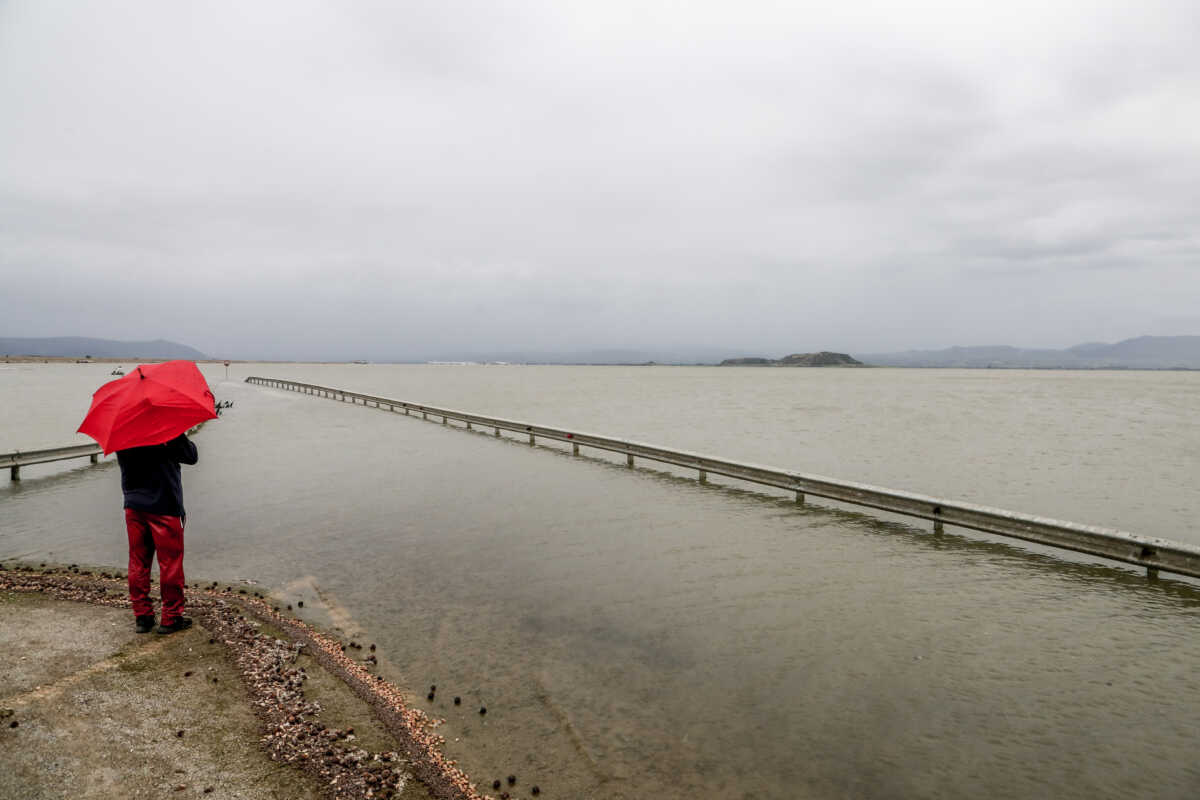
[466, 421, 472, 430]
[90, 453, 98, 464]
[10, 465, 18, 481]
[239, 374, 1200, 581]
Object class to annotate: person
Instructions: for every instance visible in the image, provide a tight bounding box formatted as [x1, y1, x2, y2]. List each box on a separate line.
[117, 433, 198, 634]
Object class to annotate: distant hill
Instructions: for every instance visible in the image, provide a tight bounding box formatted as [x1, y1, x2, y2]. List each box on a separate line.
[858, 336, 1200, 369]
[720, 351, 863, 367]
[0, 336, 208, 360]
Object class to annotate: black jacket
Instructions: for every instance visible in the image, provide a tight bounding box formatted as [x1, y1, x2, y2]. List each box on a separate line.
[117, 434, 198, 517]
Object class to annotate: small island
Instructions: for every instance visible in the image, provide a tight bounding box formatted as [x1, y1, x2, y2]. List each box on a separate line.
[719, 351, 864, 367]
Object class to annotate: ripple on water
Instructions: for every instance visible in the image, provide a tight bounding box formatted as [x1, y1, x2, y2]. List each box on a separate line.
[4, 365, 1200, 799]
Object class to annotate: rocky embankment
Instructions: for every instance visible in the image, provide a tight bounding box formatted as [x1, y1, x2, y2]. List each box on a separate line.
[718, 351, 863, 367]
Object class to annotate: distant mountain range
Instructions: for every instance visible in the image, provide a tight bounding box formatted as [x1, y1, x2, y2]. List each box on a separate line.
[4, 334, 1197, 369]
[858, 336, 1200, 369]
[0, 336, 209, 360]
[452, 337, 1200, 368]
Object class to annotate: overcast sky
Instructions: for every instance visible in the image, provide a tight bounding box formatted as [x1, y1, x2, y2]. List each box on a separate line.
[2, 0, 1198, 360]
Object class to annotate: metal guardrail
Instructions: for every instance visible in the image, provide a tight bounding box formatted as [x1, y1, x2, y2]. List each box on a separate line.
[247, 376, 1200, 580]
[2, 443, 103, 480]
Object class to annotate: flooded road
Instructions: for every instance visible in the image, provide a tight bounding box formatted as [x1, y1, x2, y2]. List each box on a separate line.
[3, 363, 1199, 798]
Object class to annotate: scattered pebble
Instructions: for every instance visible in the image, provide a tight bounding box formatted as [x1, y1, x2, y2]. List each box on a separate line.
[0, 565, 484, 800]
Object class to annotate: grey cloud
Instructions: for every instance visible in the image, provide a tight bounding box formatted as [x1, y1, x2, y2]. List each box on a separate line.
[2, 0, 1198, 358]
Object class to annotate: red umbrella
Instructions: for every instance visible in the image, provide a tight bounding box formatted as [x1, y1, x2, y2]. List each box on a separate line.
[78, 360, 218, 454]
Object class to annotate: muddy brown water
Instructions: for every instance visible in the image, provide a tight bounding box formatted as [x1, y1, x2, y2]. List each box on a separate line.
[3, 363, 1200, 798]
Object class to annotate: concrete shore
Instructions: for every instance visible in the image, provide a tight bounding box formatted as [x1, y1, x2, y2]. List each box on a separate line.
[0, 565, 497, 800]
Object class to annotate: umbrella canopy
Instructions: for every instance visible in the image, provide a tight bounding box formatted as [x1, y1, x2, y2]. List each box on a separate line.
[78, 360, 218, 454]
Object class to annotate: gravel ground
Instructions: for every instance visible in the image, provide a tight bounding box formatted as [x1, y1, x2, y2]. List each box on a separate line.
[0, 563, 500, 800]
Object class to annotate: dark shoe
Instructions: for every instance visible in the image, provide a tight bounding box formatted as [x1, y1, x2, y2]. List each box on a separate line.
[135, 615, 156, 634]
[156, 617, 193, 635]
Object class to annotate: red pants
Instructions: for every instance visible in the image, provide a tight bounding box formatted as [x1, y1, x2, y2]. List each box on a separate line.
[125, 509, 186, 623]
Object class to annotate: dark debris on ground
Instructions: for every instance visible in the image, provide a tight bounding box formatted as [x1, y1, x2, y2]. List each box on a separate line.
[0, 565, 495, 800]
